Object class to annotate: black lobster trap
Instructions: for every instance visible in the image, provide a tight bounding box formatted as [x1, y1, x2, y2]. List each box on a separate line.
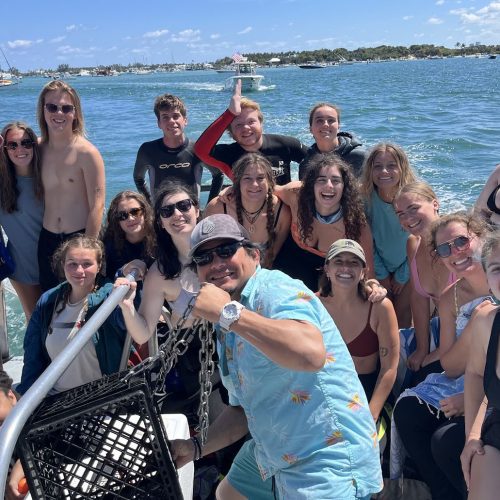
[17, 370, 183, 500]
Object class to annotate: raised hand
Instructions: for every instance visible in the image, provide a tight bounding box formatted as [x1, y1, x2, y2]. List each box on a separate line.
[229, 79, 242, 116]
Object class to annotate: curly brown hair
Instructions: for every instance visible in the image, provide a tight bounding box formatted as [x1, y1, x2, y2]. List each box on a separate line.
[298, 153, 366, 243]
[232, 153, 277, 267]
[0, 122, 43, 213]
[101, 190, 156, 261]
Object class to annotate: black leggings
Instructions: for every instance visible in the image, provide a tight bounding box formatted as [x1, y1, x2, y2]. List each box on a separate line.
[393, 396, 466, 500]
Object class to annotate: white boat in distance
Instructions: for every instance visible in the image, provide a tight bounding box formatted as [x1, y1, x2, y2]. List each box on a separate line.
[225, 60, 264, 91]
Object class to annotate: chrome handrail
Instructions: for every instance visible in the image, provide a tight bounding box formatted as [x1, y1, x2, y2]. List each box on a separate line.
[0, 280, 9, 363]
[0, 273, 137, 499]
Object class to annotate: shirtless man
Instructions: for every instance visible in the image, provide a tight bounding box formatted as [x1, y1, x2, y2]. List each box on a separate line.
[36, 81, 105, 292]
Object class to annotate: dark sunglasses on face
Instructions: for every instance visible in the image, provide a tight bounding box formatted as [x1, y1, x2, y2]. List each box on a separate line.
[159, 199, 195, 218]
[117, 207, 144, 221]
[192, 241, 244, 266]
[4, 139, 35, 151]
[44, 103, 75, 114]
[434, 235, 471, 258]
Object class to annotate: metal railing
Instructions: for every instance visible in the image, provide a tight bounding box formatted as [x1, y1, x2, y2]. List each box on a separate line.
[0, 273, 137, 499]
[0, 281, 9, 364]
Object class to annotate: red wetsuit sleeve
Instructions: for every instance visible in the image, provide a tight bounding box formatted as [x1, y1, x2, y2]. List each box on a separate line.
[194, 109, 235, 180]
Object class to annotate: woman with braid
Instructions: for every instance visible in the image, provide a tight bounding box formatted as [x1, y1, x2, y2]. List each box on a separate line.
[203, 153, 291, 268]
[17, 235, 132, 395]
[273, 152, 376, 291]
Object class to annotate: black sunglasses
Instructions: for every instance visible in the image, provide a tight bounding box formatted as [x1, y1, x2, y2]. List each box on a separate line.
[192, 241, 244, 266]
[159, 199, 195, 218]
[4, 139, 35, 151]
[44, 103, 75, 114]
[117, 207, 144, 221]
[434, 235, 470, 258]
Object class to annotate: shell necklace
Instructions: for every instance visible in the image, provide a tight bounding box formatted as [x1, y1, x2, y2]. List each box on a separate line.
[241, 200, 266, 233]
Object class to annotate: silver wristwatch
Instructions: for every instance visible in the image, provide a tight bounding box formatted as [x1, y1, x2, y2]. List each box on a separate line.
[219, 301, 245, 332]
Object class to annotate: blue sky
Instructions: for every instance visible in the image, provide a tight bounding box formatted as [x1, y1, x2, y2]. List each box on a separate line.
[2, 0, 500, 71]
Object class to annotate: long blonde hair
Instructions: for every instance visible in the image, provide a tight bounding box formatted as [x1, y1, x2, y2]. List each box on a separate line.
[37, 80, 86, 142]
[360, 143, 417, 198]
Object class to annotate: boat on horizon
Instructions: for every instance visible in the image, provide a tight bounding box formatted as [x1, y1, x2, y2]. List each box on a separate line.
[298, 61, 327, 69]
[224, 59, 264, 91]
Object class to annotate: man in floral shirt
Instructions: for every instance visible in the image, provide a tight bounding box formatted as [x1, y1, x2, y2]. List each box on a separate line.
[172, 214, 382, 499]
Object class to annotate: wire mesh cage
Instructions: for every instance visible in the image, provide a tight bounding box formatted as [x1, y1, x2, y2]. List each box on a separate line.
[17, 371, 183, 499]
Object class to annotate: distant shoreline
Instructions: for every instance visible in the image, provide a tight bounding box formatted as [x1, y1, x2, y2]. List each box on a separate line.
[12, 43, 500, 76]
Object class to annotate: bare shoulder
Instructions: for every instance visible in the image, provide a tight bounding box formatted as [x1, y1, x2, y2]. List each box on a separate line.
[203, 197, 226, 217]
[74, 137, 104, 160]
[472, 305, 499, 347]
[373, 297, 397, 321]
[406, 234, 419, 258]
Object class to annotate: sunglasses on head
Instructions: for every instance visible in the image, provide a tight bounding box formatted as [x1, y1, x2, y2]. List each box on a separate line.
[4, 139, 35, 151]
[159, 199, 195, 218]
[434, 235, 471, 258]
[117, 207, 144, 221]
[192, 241, 244, 266]
[44, 103, 75, 114]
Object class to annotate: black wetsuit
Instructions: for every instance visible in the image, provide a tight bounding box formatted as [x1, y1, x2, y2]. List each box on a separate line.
[194, 109, 308, 187]
[299, 131, 367, 179]
[133, 137, 223, 202]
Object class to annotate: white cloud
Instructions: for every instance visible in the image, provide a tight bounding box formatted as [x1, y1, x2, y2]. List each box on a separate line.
[143, 29, 169, 38]
[66, 24, 76, 32]
[436, 0, 444, 5]
[57, 45, 82, 54]
[414, 33, 425, 38]
[210, 33, 221, 39]
[50, 36, 66, 43]
[7, 39, 33, 48]
[403, 15, 414, 20]
[238, 27, 252, 35]
[171, 29, 201, 42]
[450, 2, 500, 26]
[428, 17, 444, 24]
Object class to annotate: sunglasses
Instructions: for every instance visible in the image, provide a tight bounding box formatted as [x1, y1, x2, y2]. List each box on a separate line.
[4, 139, 35, 151]
[192, 241, 243, 266]
[434, 235, 471, 258]
[117, 207, 144, 221]
[44, 103, 75, 114]
[159, 199, 195, 218]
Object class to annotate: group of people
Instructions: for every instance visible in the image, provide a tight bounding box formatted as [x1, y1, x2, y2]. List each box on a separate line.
[1, 77, 500, 500]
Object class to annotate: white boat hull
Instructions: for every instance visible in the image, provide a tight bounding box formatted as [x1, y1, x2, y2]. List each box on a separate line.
[225, 75, 263, 91]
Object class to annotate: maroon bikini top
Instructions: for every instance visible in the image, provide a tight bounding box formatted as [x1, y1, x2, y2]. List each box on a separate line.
[346, 303, 379, 357]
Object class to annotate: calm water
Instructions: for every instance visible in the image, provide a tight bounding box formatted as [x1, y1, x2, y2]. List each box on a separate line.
[2, 57, 500, 353]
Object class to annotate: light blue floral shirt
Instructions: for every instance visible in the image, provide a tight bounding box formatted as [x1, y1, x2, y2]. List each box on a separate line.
[217, 267, 382, 496]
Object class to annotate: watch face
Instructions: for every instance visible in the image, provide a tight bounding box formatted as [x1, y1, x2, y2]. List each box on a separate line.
[224, 303, 238, 320]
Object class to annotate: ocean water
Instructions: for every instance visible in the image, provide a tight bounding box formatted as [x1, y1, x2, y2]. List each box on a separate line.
[1, 57, 500, 353]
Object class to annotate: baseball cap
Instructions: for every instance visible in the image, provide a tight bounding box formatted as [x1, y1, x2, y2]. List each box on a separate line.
[189, 214, 251, 257]
[325, 239, 366, 266]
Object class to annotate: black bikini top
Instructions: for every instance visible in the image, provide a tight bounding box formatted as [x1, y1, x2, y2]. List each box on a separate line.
[484, 310, 500, 410]
[486, 184, 500, 215]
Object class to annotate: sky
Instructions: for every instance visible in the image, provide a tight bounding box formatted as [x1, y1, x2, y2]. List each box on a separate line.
[2, 0, 500, 71]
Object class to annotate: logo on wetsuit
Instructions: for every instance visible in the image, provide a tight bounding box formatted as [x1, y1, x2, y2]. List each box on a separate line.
[159, 162, 191, 169]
